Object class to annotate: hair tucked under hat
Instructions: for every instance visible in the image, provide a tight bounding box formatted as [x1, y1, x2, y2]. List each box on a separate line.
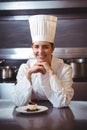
[29, 15, 57, 43]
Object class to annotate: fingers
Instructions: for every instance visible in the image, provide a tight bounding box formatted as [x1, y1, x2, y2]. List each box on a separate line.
[33, 63, 46, 74]
[37, 62, 51, 72]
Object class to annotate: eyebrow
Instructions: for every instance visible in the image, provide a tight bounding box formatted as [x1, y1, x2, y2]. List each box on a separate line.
[33, 44, 50, 46]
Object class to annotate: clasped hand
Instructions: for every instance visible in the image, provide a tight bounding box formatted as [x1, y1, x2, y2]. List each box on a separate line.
[32, 62, 51, 74]
[31, 62, 51, 74]
[26, 62, 54, 80]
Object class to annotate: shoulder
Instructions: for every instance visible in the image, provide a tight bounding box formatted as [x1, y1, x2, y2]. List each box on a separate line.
[26, 59, 37, 67]
[18, 59, 36, 70]
[52, 57, 71, 71]
[52, 57, 64, 67]
[52, 57, 64, 63]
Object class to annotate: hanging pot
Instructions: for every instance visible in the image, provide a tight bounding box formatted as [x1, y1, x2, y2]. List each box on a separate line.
[70, 58, 87, 78]
[0, 66, 18, 80]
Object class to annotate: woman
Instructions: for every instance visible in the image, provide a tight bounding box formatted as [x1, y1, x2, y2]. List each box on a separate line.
[12, 15, 74, 108]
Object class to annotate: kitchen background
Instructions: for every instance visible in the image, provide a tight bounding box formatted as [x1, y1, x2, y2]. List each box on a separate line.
[0, 0, 87, 101]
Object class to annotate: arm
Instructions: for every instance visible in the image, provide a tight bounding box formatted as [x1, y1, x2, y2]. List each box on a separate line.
[12, 64, 32, 106]
[12, 61, 47, 106]
[40, 62, 74, 108]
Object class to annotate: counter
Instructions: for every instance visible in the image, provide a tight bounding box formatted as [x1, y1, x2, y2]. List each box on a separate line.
[0, 99, 87, 130]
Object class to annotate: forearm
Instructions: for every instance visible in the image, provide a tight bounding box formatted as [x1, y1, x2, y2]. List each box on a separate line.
[41, 70, 74, 108]
[12, 76, 32, 106]
[26, 69, 33, 84]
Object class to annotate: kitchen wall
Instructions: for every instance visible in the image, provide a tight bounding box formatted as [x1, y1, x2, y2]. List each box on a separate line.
[0, 0, 87, 48]
[0, 19, 87, 48]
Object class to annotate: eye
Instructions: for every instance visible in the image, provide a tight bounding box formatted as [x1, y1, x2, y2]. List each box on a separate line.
[34, 45, 39, 49]
[42, 45, 49, 49]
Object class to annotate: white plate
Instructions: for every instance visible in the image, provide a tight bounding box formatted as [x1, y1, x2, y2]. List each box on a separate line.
[15, 105, 48, 114]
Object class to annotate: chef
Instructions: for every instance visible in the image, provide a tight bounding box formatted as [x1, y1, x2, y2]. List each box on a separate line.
[12, 14, 74, 108]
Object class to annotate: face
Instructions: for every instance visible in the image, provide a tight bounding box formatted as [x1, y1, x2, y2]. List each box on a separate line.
[32, 41, 54, 64]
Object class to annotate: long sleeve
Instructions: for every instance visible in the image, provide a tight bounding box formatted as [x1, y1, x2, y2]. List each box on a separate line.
[11, 64, 32, 106]
[40, 62, 74, 108]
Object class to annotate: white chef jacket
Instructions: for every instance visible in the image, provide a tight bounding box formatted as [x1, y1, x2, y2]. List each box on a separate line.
[12, 57, 74, 108]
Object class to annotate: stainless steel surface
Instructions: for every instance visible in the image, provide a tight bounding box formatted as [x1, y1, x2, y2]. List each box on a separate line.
[0, 48, 87, 59]
[0, 66, 17, 81]
[0, 14, 86, 21]
[69, 58, 87, 78]
[74, 58, 87, 63]
[0, 66, 12, 79]
[0, 48, 34, 59]
[0, 1, 87, 11]
[0, 83, 15, 99]
[0, 0, 87, 20]
[0, 100, 87, 130]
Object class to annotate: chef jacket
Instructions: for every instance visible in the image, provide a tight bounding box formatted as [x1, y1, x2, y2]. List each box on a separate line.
[12, 57, 74, 108]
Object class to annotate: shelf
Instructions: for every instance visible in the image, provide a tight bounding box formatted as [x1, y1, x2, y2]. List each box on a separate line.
[0, 1, 87, 18]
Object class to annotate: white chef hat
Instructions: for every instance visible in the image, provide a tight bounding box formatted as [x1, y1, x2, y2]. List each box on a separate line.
[29, 15, 57, 43]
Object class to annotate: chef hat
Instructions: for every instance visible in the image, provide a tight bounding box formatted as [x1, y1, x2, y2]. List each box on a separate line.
[29, 15, 57, 43]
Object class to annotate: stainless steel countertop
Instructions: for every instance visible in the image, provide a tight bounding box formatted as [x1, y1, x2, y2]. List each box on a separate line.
[0, 99, 87, 130]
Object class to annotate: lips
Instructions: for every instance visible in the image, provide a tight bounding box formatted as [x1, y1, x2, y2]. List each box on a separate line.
[37, 55, 46, 59]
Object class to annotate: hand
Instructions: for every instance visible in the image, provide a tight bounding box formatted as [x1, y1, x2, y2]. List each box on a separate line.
[33, 63, 46, 74]
[26, 63, 46, 80]
[27, 63, 46, 75]
[36, 62, 55, 76]
[26, 62, 55, 80]
[37, 62, 51, 72]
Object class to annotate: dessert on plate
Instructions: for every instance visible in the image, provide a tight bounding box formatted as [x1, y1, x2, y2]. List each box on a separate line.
[26, 102, 38, 111]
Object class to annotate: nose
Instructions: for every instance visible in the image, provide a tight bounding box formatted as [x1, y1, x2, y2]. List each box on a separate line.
[38, 47, 43, 54]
